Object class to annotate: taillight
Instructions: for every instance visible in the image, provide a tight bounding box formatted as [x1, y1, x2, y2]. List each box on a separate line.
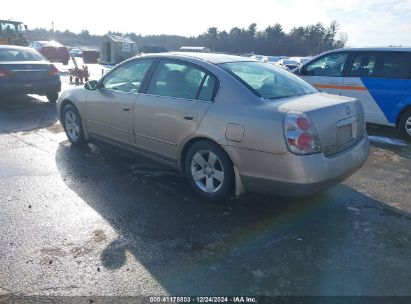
[0, 68, 9, 77]
[49, 65, 59, 77]
[284, 111, 322, 155]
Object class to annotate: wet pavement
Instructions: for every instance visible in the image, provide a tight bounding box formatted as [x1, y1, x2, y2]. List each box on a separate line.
[0, 66, 411, 297]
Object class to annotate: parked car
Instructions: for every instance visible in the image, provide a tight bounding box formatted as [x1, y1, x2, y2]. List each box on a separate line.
[262, 56, 281, 64]
[30, 41, 70, 65]
[294, 47, 411, 141]
[276, 59, 300, 71]
[250, 54, 264, 61]
[0, 45, 61, 102]
[57, 53, 368, 201]
[69, 47, 82, 57]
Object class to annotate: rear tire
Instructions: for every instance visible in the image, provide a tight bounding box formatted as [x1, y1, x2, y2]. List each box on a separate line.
[397, 109, 411, 142]
[185, 140, 234, 202]
[62, 104, 85, 144]
[46, 92, 58, 103]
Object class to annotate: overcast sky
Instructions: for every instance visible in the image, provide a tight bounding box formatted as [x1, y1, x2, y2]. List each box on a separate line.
[3, 0, 411, 47]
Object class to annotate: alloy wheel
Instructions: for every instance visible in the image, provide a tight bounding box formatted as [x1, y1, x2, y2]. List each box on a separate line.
[405, 116, 411, 136]
[191, 150, 225, 193]
[64, 110, 81, 141]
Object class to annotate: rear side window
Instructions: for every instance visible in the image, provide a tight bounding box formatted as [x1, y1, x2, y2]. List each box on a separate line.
[303, 52, 349, 77]
[198, 75, 217, 101]
[147, 60, 217, 101]
[349, 53, 377, 77]
[349, 51, 411, 79]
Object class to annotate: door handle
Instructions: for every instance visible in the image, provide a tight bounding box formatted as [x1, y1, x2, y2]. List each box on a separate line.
[344, 83, 360, 86]
[183, 113, 197, 121]
[122, 106, 132, 112]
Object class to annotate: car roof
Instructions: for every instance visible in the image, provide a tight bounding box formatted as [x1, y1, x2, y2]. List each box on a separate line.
[327, 47, 411, 53]
[141, 52, 256, 64]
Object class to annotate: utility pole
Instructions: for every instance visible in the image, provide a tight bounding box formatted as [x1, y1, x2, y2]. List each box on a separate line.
[51, 21, 55, 40]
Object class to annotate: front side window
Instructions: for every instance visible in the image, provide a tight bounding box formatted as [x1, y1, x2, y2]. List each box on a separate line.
[147, 60, 217, 100]
[102, 59, 153, 93]
[221, 61, 317, 100]
[349, 51, 411, 79]
[303, 52, 349, 77]
[1, 22, 17, 33]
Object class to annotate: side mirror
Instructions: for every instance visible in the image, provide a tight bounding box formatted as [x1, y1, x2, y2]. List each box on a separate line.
[84, 80, 99, 90]
[293, 67, 302, 75]
[24, 25, 28, 30]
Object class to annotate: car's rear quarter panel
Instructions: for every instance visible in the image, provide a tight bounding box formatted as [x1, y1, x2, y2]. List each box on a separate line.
[190, 67, 289, 173]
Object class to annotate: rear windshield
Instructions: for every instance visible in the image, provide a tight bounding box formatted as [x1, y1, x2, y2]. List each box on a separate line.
[0, 48, 46, 62]
[220, 61, 317, 99]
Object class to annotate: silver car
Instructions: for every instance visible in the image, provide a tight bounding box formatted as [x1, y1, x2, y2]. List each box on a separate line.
[57, 52, 369, 201]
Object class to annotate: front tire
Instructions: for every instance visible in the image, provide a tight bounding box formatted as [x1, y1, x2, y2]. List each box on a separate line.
[185, 140, 234, 202]
[62, 104, 85, 144]
[46, 92, 58, 103]
[397, 109, 411, 142]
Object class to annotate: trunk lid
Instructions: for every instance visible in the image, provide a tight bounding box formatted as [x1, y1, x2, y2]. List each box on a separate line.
[0, 61, 53, 82]
[267, 92, 365, 156]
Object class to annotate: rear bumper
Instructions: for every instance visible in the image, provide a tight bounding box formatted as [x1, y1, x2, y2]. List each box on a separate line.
[0, 79, 61, 95]
[225, 134, 369, 197]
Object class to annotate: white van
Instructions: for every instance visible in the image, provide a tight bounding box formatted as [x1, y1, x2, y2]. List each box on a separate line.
[295, 48, 411, 140]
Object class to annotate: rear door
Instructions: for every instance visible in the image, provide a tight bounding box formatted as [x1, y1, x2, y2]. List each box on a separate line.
[300, 51, 350, 96]
[342, 51, 411, 125]
[85, 58, 154, 146]
[134, 59, 217, 161]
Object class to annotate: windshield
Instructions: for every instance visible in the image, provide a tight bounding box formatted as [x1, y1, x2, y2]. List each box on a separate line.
[0, 21, 23, 33]
[220, 61, 317, 99]
[0, 48, 46, 61]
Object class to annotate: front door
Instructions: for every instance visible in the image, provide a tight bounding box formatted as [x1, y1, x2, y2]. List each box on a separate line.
[85, 58, 154, 146]
[134, 59, 217, 161]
